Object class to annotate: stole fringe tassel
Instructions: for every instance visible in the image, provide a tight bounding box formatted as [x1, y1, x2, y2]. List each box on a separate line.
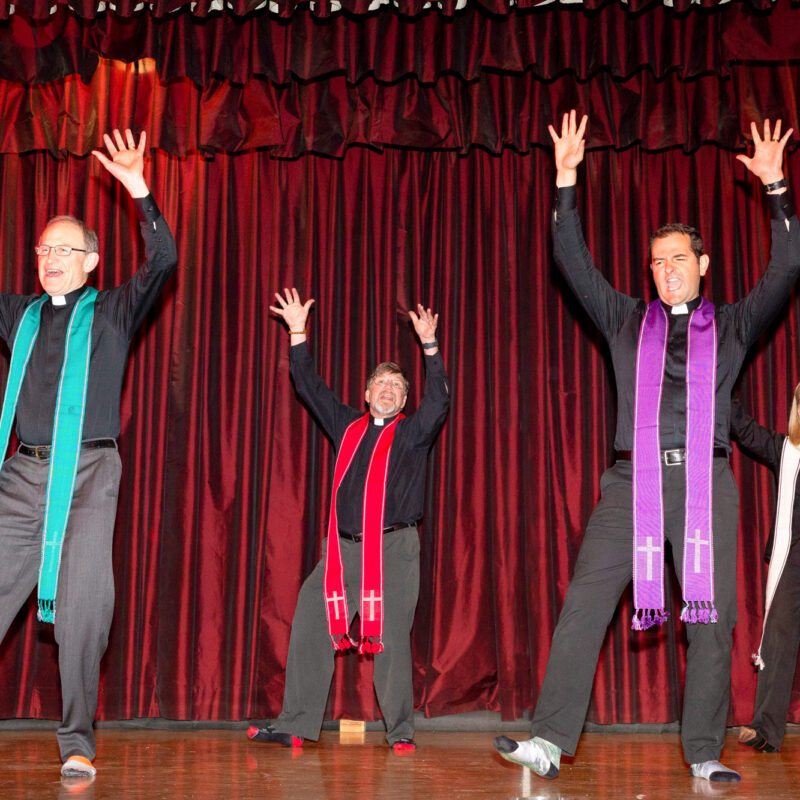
[37, 599, 56, 624]
[631, 608, 669, 631]
[330, 634, 355, 652]
[330, 634, 385, 654]
[679, 600, 718, 625]
[358, 636, 384, 655]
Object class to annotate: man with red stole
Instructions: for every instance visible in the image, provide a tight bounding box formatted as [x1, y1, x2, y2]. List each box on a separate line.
[495, 111, 800, 782]
[249, 288, 449, 750]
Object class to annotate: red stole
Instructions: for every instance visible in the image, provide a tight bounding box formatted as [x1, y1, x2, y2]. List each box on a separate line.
[323, 413, 402, 653]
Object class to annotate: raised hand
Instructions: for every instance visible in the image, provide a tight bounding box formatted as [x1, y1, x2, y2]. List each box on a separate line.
[408, 304, 438, 345]
[91, 129, 149, 198]
[736, 119, 793, 188]
[548, 110, 588, 187]
[269, 287, 315, 335]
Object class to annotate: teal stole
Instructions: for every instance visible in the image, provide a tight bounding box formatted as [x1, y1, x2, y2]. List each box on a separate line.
[0, 287, 98, 623]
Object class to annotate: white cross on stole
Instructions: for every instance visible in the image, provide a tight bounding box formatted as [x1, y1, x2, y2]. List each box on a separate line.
[326, 591, 345, 620]
[637, 536, 661, 581]
[362, 590, 382, 622]
[686, 528, 710, 574]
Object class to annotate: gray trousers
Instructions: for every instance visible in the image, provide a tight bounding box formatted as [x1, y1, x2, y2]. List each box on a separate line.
[0, 445, 122, 761]
[531, 458, 739, 765]
[750, 541, 800, 750]
[278, 527, 420, 744]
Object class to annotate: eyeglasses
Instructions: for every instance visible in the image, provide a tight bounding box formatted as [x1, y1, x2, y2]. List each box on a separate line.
[372, 378, 406, 391]
[34, 245, 88, 257]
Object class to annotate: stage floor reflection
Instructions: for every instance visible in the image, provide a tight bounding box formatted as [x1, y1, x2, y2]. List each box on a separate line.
[1, 729, 798, 799]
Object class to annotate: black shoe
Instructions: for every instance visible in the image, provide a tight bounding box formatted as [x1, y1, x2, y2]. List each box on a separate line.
[247, 725, 304, 747]
[738, 726, 779, 753]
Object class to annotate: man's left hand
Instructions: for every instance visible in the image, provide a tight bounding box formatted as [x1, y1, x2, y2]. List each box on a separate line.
[92, 129, 150, 199]
[737, 119, 793, 189]
[409, 304, 438, 346]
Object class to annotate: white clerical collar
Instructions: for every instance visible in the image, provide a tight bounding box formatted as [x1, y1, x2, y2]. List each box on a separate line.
[670, 303, 689, 315]
[51, 295, 67, 306]
[373, 416, 385, 426]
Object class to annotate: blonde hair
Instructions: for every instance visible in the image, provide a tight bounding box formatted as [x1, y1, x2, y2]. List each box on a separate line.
[789, 382, 800, 447]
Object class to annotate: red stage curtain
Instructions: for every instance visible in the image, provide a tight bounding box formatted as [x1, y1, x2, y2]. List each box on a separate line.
[0, 142, 797, 726]
[1, 7, 800, 730]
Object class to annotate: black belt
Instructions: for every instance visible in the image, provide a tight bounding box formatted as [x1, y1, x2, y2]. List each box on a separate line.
[19, 439, 117, 460]
[339, 521, 417, 543]
[615, 447, 728, 466]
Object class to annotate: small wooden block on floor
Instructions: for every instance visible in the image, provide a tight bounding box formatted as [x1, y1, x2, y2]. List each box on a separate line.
[339, 720, 366, 733]
[339, 719, 366, 743]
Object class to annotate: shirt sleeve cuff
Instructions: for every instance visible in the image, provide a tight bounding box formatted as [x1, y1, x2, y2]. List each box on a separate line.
[767, 189, 796, 222]
[423, 350, 446, 371]
[133, 194, 162, 223]
[289, 340, 312, 357]
[554, 184, 577, 215]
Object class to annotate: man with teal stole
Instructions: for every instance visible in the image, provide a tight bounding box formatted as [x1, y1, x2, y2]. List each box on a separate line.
[0, 129, 177, 779]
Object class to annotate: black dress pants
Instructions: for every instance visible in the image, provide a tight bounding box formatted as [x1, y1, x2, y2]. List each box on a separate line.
[530, 457, 739, 765]
[750, 540, 800, 750]
[277, 527, 420, 744]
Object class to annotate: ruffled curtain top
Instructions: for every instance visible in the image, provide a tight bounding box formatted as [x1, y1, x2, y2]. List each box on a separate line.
[0, 0, 780, 21]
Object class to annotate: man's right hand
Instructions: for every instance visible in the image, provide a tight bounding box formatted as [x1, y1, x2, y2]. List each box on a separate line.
[548, 110, 588, 188]
[92, 128, 150, 199]
[269, 288, 315, 341]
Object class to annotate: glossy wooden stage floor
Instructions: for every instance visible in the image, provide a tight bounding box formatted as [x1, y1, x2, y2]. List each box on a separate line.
[1, 729, 799, 799]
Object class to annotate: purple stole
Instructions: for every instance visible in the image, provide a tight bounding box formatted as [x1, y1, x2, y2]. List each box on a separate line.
[632, 299, 717, 630]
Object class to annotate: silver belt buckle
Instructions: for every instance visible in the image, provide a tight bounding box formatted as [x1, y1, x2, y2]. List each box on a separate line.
[661, 448, 683, 466]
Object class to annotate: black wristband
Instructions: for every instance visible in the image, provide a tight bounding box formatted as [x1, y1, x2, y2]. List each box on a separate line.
[764, 178, 787, 193]
[767, 187, 796, 222]
[422, 341, 438, 350]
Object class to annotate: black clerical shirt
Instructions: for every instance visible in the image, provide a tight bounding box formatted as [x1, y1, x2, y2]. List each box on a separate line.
[289, 342, 449, 536]
[0, 195, 177, 445]
[552, 185, 800, 452]
[730, 398, 800, 550]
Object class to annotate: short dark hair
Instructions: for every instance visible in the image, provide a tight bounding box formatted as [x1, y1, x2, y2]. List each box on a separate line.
[43, 215, 99, 254]
[649, 223, 704, 260]
[366, 362, 409, 394]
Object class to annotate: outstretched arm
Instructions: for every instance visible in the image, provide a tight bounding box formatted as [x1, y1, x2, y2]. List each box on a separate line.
[731, 118, 800, 345]
[406, 304, 449, 445]
[273, 288, 359, 440]
[270, 287, 315, 346]
[548, 110, 638, 337]
[92, 129, 150, 199]
[548, 110, 588, 188]
[408, 304, 438, 355]
[736, 119, 793, 193]
[93, 129, 178, 336]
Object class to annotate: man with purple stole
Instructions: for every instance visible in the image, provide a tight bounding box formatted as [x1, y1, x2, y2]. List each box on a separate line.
[494, 111, 800, 782]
